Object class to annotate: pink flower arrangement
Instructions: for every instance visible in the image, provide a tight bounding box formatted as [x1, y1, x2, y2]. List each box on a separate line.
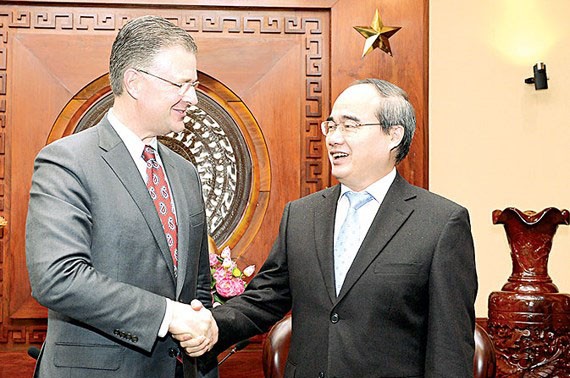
[209, 246, 255, 306]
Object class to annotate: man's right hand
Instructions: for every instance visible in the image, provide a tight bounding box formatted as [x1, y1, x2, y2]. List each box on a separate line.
[169, 300, 218, 357]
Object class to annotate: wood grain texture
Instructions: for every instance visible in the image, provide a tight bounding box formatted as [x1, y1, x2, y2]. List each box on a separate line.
[0, 352, 37, 378]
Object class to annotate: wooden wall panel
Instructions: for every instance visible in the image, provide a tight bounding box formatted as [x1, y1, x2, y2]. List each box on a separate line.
[0, 1, 427, 377]
[330, 0, 428, 187]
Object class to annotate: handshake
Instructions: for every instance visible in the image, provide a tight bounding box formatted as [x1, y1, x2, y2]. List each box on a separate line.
[168, 299, 218, 357]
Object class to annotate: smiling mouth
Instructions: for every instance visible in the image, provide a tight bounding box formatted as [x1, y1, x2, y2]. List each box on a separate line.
[172, 108, 187, 119]
[331, 152, 349, 160]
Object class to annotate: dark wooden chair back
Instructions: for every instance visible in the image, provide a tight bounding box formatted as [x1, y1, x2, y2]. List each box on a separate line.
[262, 315, 496, 378]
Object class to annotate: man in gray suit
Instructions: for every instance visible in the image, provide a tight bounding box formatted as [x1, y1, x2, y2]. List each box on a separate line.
[26, 15, 217, 377]
[180, 79, 478, 377]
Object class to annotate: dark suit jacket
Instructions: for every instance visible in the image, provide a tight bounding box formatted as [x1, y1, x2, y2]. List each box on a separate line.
[26, 116, 211, 377]
[212, 173, 477, 377]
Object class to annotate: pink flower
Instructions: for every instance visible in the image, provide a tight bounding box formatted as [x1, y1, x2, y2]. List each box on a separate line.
[216, 277, 246, 298]
[213, 266, 231, 282]
[209, 245, 256, 305]
[209, 253, 220, 267]
[220, 246, 232, 260]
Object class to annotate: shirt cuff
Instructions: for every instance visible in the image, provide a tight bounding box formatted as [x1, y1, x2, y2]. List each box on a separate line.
[158, 298, 173, 338]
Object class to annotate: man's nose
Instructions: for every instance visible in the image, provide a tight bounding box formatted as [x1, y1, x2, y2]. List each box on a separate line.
[181, 87, 198, 105]
[326, 126, 345, 144]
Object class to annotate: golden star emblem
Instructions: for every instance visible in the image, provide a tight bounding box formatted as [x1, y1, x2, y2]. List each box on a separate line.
[354, 9, 402, 58]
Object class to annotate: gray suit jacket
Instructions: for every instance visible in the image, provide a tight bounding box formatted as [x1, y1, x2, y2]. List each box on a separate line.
[26, 116, 211, 377]
[212, 173, 477, 377]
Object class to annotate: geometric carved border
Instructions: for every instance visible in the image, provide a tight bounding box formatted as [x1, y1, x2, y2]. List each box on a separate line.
[304, 34, 325, 196]
[0, 324, 46, 346]
[0, 8, 326, 196]
[0, 9, 9, 329]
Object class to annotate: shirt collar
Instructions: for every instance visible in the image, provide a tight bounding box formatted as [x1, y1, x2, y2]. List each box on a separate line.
[339, 167, 397, 204]
[107, 108, 158, 159]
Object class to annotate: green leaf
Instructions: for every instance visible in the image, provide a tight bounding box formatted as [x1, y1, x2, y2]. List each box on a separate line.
[213, 293, 225, 305]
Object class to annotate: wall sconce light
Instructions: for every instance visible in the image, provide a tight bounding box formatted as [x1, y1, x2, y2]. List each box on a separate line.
[524, 62, 548, 90]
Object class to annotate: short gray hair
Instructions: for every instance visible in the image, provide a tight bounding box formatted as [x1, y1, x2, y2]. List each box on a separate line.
[351, 78, 416, 164]
[109, 15, 197, 96]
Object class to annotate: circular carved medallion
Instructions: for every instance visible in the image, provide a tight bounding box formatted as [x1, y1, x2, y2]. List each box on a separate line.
[49, 73, 269, 250]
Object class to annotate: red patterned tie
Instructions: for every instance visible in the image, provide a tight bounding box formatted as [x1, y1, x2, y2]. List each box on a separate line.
[142, 145, 178, 274]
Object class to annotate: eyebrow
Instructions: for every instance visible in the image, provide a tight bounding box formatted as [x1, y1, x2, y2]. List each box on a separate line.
[172, 74, 197, 85]
[327, 114, 361, 122]
[343, 114, 360, 122]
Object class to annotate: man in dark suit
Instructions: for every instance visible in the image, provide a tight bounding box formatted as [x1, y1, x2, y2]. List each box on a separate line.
[26, 15, 217, 377]
[180, 78, 478, 377]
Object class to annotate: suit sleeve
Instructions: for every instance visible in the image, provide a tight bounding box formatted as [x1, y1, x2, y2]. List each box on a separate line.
[425, 206, 478, 377]
[210, 203, 294, 354]
[195, 218, 219, 376]
[25, 143, 166, 353]
[196, 210, 213, 310]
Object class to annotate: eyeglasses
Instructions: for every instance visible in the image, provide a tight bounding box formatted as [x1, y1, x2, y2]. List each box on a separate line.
[135, 68, 199, 94]
[320, 120, 383, 136]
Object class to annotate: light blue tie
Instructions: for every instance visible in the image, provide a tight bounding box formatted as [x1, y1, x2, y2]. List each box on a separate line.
[334, 191, 373, 295]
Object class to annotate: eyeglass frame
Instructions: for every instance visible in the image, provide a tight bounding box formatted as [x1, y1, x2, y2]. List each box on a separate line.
[320, 120, 384, 136]
[135, 68, 200, 94]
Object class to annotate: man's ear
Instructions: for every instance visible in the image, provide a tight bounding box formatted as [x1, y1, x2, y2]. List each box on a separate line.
[123, 68, 141, 99]
[389, 125, 404, 150]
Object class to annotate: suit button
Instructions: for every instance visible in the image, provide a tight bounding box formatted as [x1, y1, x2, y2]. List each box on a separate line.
[318, 372, 325, 378]
[168, 347, 179, 358]
[330, 313, 339, 323]
[132, 336, 139, 343]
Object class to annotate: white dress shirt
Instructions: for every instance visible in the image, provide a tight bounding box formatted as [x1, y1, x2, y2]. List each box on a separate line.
[334, 168, 397, 262]
[108, 108, 162, 182]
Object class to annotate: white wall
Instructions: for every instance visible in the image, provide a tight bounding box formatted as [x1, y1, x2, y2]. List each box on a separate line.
[430, 0, 570, 316]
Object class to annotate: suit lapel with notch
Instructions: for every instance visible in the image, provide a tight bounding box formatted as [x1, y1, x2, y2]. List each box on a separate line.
[97, 118, 177, 286]
[314, 185, 342, 304]
[336, 173, 417, 301]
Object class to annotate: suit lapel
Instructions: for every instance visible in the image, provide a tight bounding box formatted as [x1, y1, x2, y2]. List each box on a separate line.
[97, 119, 177, 284]
[337, 173, 416, 301]
[314, 185, 341, 304]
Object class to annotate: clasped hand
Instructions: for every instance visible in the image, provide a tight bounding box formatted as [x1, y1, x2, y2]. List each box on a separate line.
[169, 299, 218, 357]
